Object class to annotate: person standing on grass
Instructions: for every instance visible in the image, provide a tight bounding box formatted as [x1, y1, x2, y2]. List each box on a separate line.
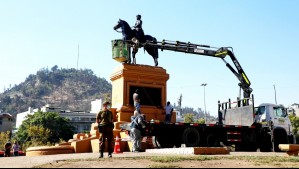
[4, 140, 12, 157]
[96, 101, 114, 158]
[12, 141, 20, 156]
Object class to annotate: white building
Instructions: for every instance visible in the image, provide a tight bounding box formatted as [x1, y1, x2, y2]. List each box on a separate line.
[288, 103, 299, 117]
[16, 99, 102, 133]
[60, 112, 96, 133]
[91, 99, 102, 114]
[16, 107, 38, 129]
[0, 112, 14, 132]
[175, 109, 184, 122]
[41, 104, 61, 113]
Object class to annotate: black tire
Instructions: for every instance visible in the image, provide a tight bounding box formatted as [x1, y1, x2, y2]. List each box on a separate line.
[173, 135, 182, 148]
[260, 146, 272, 152]
[288, 135, 295, 144]
[234, 143, 257, 152]
[235, 130, 258, 152]
[259, 133, 272, 152]
[152, 135, 174, 148]
[152, 136, 161, 148]
[273, 130, 288, 152]
[207, 133, 220, 147]
[182, 128, 200, 147]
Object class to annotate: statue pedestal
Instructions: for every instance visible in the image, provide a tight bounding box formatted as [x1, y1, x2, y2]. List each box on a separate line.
[110, 63, 175, 122]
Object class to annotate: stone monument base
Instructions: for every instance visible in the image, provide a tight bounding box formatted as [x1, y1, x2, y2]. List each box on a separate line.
[110, 63, 175, 123]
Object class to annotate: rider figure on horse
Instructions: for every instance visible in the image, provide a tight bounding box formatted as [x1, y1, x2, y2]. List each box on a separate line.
[113, 17, 158, 66]
[133, 14, 144, 43]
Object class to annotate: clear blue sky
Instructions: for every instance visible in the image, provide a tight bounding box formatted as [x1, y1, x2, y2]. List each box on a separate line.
[1, 0, 298, 116]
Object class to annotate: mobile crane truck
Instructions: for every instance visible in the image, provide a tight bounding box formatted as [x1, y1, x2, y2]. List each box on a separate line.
[114, 39, 295, 152]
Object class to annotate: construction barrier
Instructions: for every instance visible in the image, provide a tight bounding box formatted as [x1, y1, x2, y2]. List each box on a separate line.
[114, 136, 122, 154]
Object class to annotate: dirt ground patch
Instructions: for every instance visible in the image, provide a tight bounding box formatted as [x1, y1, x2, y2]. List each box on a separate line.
[35, 156, 299, 168]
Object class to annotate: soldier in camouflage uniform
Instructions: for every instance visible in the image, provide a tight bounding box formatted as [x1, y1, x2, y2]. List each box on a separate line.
[96, 101, 114, 158]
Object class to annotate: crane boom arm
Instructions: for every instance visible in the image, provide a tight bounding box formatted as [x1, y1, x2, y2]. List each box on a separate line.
[141, 39, 252, 100]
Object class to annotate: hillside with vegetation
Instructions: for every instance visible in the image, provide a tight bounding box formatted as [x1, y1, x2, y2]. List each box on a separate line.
[0, 65, 112, 117]
[0, 65, 211, 121]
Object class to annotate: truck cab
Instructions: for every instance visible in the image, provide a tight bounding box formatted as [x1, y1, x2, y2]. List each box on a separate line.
[255, 103, 295, 151]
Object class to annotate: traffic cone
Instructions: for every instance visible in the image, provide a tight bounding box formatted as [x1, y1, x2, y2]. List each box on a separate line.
[114, 136, 122, 154]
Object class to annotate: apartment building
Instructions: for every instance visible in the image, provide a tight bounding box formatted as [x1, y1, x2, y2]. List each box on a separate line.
[0, 112, 14, 132]
[288, 103, 299, 117]
[16, 99, 102, 133]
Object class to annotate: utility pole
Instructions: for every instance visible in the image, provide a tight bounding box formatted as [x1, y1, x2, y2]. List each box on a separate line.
[76, 43, 80, 110]
[201, 83, 207, 123]
[77, 43, 79, 70]
[273, 84, 277, 104]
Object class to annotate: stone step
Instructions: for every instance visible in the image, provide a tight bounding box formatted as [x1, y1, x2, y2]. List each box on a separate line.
[279, 144, 299, 156]
[279, 144, 299, 152]
[145, 147, 229, 155]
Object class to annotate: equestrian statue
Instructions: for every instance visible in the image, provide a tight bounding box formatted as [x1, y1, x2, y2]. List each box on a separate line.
[113, 15, 159, 66]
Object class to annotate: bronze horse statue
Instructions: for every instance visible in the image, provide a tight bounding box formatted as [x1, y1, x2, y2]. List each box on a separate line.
[113, 19, 159, 66]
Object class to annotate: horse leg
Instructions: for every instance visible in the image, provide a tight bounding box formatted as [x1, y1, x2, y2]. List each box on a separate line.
[132, 45, 138, 64]
[155, 58, 158, 66]
[126, 45, 131, 64]
[127, 55, 131, 64]
[132, 52, 136, 64]
[155, 47, 159, 66]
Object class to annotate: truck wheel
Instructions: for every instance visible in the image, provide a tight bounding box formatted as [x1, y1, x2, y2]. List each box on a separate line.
[259, 133, 272, 152]
[260, 144, 272, 152]
[273, 130, 288, 152]
[152, 136, 174, 148]
[207, 133, 220, 147]
[288, 135, 295, 144]
[152, 136, 161, 148]
[183, 128, 200, 147]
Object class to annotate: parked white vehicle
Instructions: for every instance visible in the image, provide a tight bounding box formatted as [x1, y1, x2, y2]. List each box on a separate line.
[255, 103, 295, 152]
